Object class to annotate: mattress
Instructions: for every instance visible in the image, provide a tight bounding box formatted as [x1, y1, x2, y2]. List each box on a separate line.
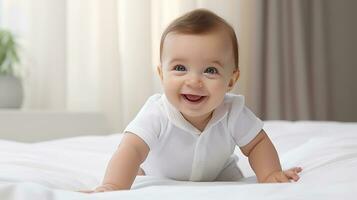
[0, 121, 356, 199]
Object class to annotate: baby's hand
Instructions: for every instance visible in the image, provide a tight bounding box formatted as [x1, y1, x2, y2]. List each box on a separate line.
[263, 167, 302, 183]
[78, 184, 118, 193]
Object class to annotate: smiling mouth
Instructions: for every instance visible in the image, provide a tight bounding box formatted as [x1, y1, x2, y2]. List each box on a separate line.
[181, 94, 207, 103]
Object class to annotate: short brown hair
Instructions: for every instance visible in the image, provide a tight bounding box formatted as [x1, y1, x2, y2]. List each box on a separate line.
[160, 9, 239, 70]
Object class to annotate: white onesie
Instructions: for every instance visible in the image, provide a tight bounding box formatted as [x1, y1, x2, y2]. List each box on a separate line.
[124, 93, 263, 181]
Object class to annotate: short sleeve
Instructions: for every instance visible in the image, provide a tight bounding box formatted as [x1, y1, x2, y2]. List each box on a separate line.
[227, 95, 264, 147]
[123, 94, 163, 150]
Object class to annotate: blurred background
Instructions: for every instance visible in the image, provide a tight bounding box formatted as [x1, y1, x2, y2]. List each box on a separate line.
[0, 0, 356, 141]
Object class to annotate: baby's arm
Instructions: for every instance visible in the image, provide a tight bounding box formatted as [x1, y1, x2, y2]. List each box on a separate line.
[94, 132, 149, 192]
[240, 129, 301, 183]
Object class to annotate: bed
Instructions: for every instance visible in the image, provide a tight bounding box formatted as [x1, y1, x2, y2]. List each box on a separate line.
[0, 121, 356, 199]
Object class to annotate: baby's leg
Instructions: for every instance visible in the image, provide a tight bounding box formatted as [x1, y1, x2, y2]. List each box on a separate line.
[137, 167, 146, 176]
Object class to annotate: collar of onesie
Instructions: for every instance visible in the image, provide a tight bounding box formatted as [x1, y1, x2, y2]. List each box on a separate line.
[161, 94, 228, 136]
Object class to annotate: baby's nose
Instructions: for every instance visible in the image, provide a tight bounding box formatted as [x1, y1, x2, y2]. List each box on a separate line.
[185, 75, 203, 88]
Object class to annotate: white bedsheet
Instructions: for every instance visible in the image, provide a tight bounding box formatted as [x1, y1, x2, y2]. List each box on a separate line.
[0, 121, 356, 199]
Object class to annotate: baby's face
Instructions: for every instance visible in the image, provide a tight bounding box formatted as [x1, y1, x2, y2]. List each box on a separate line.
[158, 29, 239, 120]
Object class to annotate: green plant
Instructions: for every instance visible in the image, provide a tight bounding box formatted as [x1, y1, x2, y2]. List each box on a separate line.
[0, 29, 20, 76]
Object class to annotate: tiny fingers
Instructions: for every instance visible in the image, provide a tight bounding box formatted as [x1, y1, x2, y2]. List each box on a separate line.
[264, 168, 303, 184]
[284, 169, 301, 182]
[289, 167, 302, 173]
[94, 188, 108, 193]
[292, 167, 303, 173]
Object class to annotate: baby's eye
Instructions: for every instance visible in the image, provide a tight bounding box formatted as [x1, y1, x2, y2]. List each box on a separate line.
[173, 64, 186, 71]
[204, 67, 218, 74]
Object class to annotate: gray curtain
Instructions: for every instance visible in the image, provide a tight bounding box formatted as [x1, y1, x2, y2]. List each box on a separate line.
[247, 0, 330, 121]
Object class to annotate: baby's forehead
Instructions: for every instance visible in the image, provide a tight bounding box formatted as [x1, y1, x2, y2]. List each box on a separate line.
[162, 33, 234, 65]
[162, 31, 234, 64]
[164, 30, 232, 51]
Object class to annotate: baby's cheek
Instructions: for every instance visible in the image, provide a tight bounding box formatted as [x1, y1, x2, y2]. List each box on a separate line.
[164, 78, 180, 90]
[207, 81, 227, 92]
[163, 79, 182, 98]
[209, 82, 228, 101]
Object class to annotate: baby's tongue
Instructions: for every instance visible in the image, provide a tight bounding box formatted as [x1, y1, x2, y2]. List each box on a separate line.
[185, 94, 201, 101]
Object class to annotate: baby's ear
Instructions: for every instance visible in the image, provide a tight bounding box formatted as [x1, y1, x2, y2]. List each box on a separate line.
[227, 69, 240, 91]
[157, 65, 163, 81]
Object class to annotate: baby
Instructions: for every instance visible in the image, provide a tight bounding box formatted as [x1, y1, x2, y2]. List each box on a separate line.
[89, 9, 302, 192]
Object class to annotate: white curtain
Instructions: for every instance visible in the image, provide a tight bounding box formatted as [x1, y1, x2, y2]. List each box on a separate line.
[1, 0, 67, 110]
[2, 0, 244, 132]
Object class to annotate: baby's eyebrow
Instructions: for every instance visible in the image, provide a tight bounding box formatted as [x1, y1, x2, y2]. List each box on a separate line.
[169, 58, 187, 64]
[167, 58, 224, 68]
[210, 60, 224, 68]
